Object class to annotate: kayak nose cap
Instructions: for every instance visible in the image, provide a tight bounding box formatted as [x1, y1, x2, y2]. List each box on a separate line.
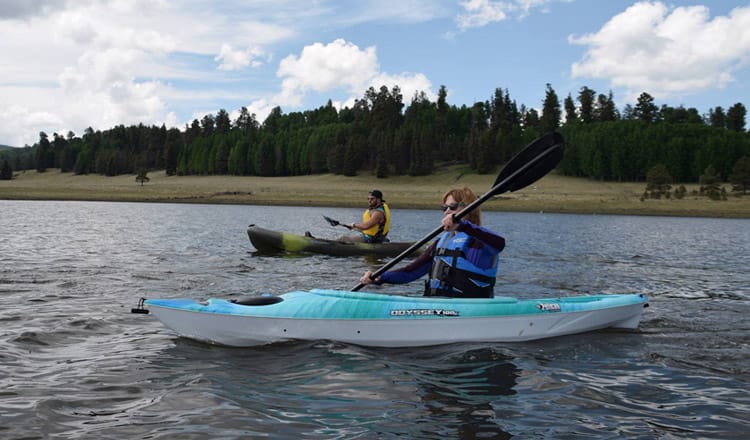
[131, 297, 150, 314]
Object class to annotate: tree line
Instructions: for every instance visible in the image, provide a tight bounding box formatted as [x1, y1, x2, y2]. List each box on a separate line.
[1, 83, 748, 185]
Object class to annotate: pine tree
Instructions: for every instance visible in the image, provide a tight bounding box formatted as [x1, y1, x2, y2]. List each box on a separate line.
[726, 103, 747, 132]
[563, 94, 577, 125]
[577, 86, 596, 123]
[327, 126, 348, 175]
[135, 169, 150, 185]
[699, 165, 723, 200]
[163, 128, 182, 176]
[540, 83, 561, 134]
[436, 85, 449, 159]
[342, 135, 364, 177]
[375, 133, 389, 178]
[256, 136, 275, 176]
[35, 132, 51, 172]
[729, 156, 750, 195]
[708, 107, 726, 128]
[595, 91, 618, 122]
[215, 109, 231, 134]
[214, 138, 229, 174]
[523, 107, 540, 134]
[644, 163, 672, 198]
[633, 92, 659, 122]
[0, 158, 12, 180]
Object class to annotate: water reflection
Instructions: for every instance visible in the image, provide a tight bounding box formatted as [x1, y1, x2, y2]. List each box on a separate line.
[124, 340, 521, 438]
[398, 347, 518, 439]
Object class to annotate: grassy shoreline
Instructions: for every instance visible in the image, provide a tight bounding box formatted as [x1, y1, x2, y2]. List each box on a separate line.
[1, 167, 748, 218]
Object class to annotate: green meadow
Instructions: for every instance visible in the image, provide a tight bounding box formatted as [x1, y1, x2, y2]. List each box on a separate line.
[1, 167, 748, 218]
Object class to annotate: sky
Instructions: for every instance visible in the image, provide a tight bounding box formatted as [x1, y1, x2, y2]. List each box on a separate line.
[1, 0, 749, 147]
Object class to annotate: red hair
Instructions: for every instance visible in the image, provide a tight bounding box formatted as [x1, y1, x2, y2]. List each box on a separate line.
[443, 187, 480, 225]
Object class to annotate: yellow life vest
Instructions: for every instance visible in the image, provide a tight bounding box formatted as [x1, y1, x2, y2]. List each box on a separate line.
[361, 203, 390, 241]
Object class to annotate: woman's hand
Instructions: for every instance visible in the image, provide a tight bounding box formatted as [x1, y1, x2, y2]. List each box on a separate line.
[441, 213, 459, 231]
[359, 270, 377, 285]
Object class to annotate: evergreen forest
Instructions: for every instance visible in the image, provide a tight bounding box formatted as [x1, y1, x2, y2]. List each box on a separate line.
[1, 83, 748, 186]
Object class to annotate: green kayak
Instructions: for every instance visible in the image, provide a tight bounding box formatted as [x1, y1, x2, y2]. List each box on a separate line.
[247, 224, 421, 257]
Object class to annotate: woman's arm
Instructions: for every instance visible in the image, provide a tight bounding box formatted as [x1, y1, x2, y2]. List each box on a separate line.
[376, 241, 436, 284]
[457, 221, 505, 251]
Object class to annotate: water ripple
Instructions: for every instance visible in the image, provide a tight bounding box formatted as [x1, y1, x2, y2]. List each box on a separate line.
[0, 201, 748, 438]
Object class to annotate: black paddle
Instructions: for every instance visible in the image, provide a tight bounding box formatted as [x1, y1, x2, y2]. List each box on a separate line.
[352, 131, 565, 291]
[323, 215, 353, 229]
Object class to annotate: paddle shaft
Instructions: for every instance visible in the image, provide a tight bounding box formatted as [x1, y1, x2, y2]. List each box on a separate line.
[351, 140, 561, 291]
[323, 215, 353, 229]
[323, 215, 340, 226]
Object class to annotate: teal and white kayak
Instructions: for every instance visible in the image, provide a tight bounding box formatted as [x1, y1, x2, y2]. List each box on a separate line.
[137, 289, 649, 347]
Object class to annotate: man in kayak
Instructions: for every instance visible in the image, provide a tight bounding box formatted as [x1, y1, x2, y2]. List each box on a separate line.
[340, 189, 391, 243]
[358, 187, 505, 298]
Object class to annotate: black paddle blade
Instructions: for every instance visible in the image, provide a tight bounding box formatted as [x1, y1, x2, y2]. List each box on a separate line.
[492, 132, 564, 194]
[323, 215, 340, 227]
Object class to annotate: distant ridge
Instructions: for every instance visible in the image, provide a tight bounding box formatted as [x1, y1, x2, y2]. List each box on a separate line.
[0, 144, 18, 151]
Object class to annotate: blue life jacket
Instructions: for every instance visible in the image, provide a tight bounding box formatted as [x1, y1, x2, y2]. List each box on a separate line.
[425, 230, 500, 298]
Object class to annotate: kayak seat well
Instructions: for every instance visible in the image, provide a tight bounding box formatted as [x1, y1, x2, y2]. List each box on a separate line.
[230, 295, 284, 306]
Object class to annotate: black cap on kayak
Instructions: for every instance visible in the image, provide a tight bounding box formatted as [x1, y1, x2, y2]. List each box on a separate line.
[369, 189, 384, 202]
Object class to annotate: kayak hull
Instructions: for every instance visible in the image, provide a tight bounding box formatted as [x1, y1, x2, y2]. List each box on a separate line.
[247, 224, 419, 257]
[143, 289, 648, 347]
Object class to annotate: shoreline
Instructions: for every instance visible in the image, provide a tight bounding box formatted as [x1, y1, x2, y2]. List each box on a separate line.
[1, 168, 748, 218]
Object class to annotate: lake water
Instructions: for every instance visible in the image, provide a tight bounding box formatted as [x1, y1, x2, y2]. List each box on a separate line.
[1, 200, 748, 438]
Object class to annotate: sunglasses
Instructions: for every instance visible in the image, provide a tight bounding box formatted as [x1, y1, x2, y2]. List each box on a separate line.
[441, 202, 465, 212]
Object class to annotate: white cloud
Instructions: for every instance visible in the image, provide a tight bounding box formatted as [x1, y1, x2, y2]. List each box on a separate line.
[244, 98, 277, 125]
[456, 0, 508, 30]
[370, 72, 435, 103]
[0, 2, 436, 145]
[0, 1, 297, 145]
[0, 105, 63, 147]
[244, 38, 434, 122]
[455, 0, 562, 31]
[514, 0, 562, 17]
[0, 2, 185, 145]
[215, 43, 266, 71]
[569, 1, 750, 102]
[277, 39, 379, 99]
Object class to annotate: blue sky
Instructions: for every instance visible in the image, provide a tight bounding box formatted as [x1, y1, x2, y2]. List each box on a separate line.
[1, 0, 748, 147]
